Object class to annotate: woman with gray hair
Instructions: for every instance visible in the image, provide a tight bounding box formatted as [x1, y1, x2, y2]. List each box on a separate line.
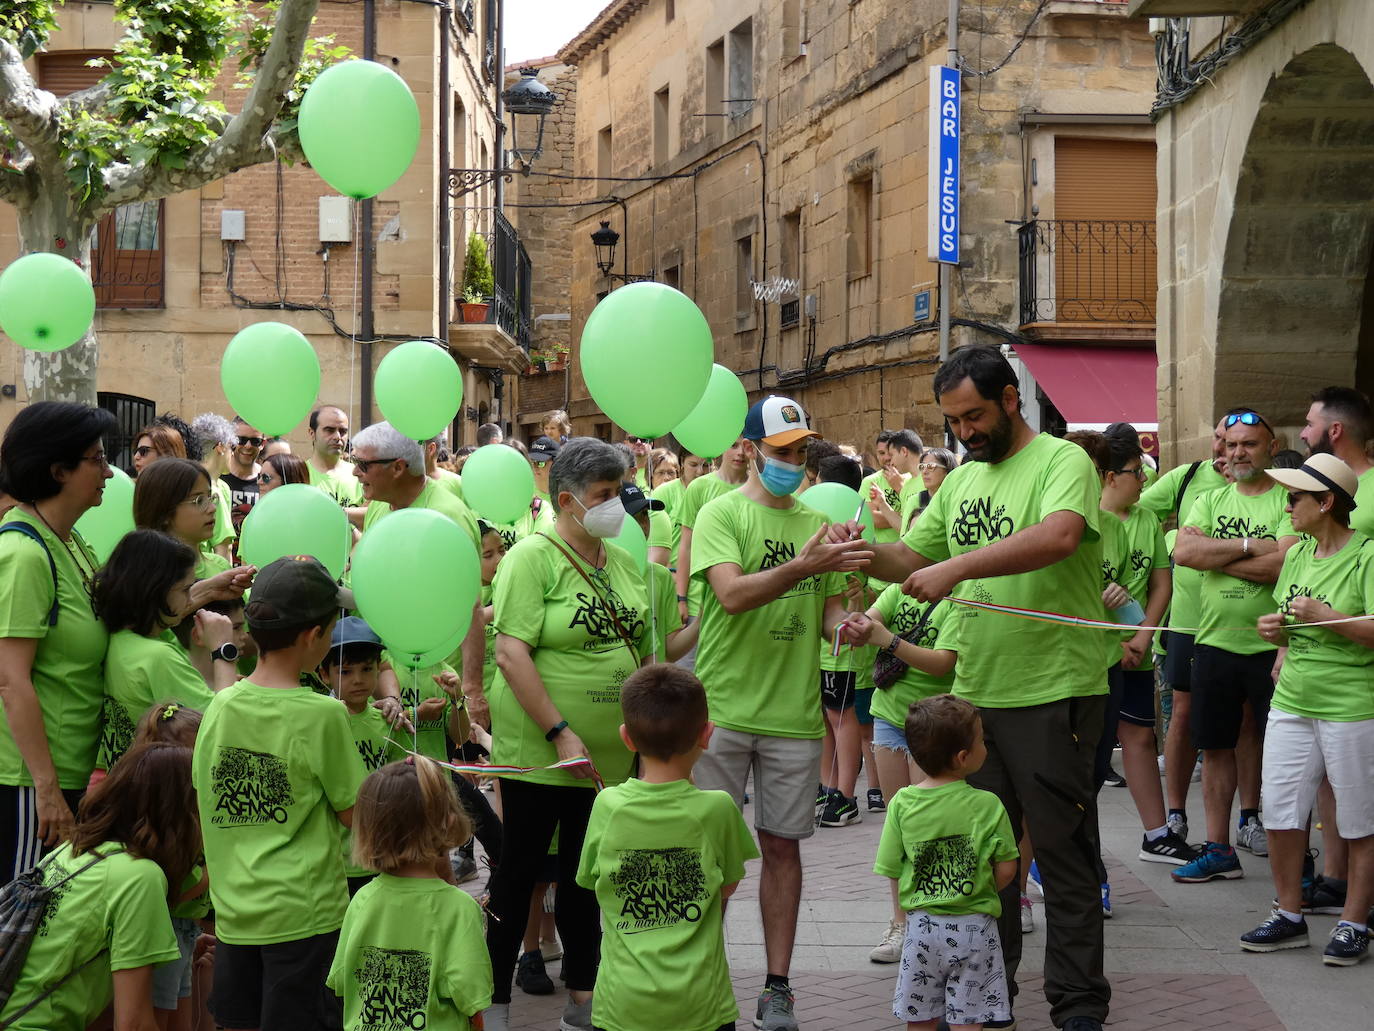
[484, 437, 649, 1031]
[191, 413, 238, 561]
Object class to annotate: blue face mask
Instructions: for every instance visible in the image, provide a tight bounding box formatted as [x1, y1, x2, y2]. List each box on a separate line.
[754, 448, 806, 496]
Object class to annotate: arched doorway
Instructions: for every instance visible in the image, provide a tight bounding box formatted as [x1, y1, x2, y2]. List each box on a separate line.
[1215, 44, 1374, 426]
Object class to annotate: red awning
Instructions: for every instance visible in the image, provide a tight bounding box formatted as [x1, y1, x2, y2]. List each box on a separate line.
[1012, 343, 1158, 428]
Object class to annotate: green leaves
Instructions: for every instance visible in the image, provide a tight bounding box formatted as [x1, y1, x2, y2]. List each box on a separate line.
[0, 2, 60, 60]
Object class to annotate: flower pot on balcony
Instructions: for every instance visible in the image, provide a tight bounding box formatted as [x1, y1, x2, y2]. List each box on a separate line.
[547, 356, 568, 372]
[461, 302, 489, 323]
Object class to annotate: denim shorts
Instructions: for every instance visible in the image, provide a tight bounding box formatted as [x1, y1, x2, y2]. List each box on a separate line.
[152, 916, 203, 1009]
[872, 717, 909, 755]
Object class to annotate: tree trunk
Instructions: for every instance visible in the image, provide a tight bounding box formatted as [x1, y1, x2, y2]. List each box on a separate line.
[16, 185, 98, 405]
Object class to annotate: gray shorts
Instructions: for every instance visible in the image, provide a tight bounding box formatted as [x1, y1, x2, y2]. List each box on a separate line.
[694, 727, 822, 839]
[152, 916, 203, 1009]
[893, 910, 1010, 1026]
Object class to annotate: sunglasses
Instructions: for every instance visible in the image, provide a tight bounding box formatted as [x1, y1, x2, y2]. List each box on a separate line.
[133, 445, 155, 458]
[1224, 412, 1273, 434]
[353, 457, 399, 473]
[626, 437, 647, 445]
[1286, 491, 1311, 507]
[257, 472, 274, 484]
[237, 436, 264, 447]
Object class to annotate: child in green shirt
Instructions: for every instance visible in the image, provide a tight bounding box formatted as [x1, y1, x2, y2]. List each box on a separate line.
[328, 756, 493, 1030]
[576, 664, 759, 1031]
[874, 694, 1019, 1030]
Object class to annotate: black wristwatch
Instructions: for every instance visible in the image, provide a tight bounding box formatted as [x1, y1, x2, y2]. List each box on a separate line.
[211, 643, 241, 664]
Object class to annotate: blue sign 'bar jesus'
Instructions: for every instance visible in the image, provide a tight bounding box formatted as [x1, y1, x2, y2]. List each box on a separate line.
[928, 66, 960, 265]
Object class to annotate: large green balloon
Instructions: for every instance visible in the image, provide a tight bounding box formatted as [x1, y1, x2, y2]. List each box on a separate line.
[299, 61, 421, 200]
[375, 340, 463, 441]
[801, 482, 875, 541]
[579, 283, 713, 438]
[352, 508, 479, 659]
[0, 252, 95, 352]
[614, 517, 647, 573]
[405, 622, 467, 670]
[239, 484, 350, 580]
[74, 467, 134, 563]
[671, 363, 748, 459]
[460, 444, 534, 524]
[220, 322, 320, 436]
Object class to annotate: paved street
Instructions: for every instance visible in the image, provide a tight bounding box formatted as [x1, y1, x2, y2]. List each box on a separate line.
[481, 761, 1374, 1030]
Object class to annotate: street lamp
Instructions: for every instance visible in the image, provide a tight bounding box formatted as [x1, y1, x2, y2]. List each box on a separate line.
[590, 221, 655, 283]
[447, 67, 557, 198]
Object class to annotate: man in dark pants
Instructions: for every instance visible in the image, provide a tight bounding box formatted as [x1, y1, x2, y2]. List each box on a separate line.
[838, 345, 1110, 1031]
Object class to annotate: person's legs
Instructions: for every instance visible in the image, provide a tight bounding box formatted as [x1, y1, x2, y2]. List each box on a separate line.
[259, 931, 342, 1031]
[1189, 645, 1248, 847]
[551, 786, 600, 1001]
[1119, 722, 1165, 830]
[758, 831, 803, 977]
[1318, 716, 1374, 928]
[1255, 710, 1323, 914]
[823, 706, 860, 799]
[1319, 780, 1350, 880]
[871, 718, 917, 950]
[1201, 750, 1239, 844]
[1165, 690, 1197, 812]
[453, 773, 503, 866]
[1236, 705, 1263, 814]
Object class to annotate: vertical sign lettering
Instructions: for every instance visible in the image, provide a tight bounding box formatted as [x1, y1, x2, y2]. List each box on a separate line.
[927, 66, 960, 265]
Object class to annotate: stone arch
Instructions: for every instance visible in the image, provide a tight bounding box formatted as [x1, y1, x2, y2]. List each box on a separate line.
[1214, 44, 1374, 426]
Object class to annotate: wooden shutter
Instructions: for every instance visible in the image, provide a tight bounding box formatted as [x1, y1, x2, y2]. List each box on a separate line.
[35, 51, 112, 96]
[1053, 138, 1157, 322]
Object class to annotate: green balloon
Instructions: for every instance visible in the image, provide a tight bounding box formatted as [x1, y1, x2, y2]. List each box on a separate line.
[0, 252, 95, 352]
[672, 363, 748, 459]
[614, 517, 648, 573]
[375, 340, 463, 441]
[460, 444, 535, 524]
[352, 508, 479, 658]
[74, 466, 134, 563]
[220, 322, 320, 436]
[580, 283, 713, 438]
[801, 482, 875, 541]
[299, 61, 421, 200]
[406, 622, 467, 670]
[239, 484, 350, 580]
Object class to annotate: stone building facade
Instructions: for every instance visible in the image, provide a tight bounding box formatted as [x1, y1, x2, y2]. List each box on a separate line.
[1133, 0, 1374, 464]
[0, 0, 525, 455]
[537, 0, 1160, 453]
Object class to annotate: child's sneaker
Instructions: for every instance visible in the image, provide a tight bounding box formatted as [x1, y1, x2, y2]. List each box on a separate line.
[755, 984, 798, 1031]
[869, 918, 903, 963]
[1171, 842, 1243, 883]
[866, 787, 885, 811]
[818, 792, 861, 827]
[1020, 893, 1035, 933]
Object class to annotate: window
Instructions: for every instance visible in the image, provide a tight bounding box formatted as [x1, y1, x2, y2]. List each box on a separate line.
[780, 210, 801, 327]
[735, 234, 754, 319]
[597, 125, 613, 181]
[97, 391, 155, 472]
[653, 86, 671, 167]
[782, 0, 803, 61]
[847, 176, 873, 280]
[727, 19, 754, 118]
[665, 0, 675, 22]
[601, 49, 610, 76]
[662, 265, 681, 291]
[593, 421, 612, 441]
[706, 39, 725, 118]
[453, 97, 467, 168]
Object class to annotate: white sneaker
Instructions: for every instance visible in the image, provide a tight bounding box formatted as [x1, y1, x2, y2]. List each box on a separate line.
[1237, 815, 1269, 856]
[869, 919, 904, 963]
[1020, 894, 1035, 934]
[540, 935, 563, 961]
[483, 1003, 510, 1031]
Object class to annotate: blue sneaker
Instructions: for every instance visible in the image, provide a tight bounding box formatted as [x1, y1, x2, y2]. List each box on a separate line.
[1101, 881, 1112, 918]
[1027, 859, 1043, 896]
[1171, 842, 1243, 883]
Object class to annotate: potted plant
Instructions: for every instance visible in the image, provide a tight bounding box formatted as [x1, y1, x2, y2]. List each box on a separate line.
[543, 341, 570, 371]
[460, 232, 494, 323]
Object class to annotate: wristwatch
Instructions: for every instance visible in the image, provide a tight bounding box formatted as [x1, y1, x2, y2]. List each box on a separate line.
[211, 643, 240, 664]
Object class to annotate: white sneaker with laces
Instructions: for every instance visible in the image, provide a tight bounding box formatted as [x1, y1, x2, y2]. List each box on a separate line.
[869, 919, 904, 963]
[1020, 894, 1035, 933]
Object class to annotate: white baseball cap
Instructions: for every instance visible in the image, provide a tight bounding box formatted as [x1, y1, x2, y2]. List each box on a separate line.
[743, 395, 820, 447]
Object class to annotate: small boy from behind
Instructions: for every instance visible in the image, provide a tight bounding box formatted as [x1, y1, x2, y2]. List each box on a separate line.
[576, 664, 759, 1031]
[874, 694, 1019, 1031]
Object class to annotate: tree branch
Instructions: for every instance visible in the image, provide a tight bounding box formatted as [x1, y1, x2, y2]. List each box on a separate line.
[0, 37, 64, 181]
[61, 80, 111, 116]
[101, 0, 321, 207]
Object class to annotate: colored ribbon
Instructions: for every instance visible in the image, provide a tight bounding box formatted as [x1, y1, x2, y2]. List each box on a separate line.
[945, 596, 1373, 634]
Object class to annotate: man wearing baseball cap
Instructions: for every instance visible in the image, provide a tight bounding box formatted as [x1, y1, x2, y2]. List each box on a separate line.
[691, 394, 871, 1031]
[193, 556, 363, 1031]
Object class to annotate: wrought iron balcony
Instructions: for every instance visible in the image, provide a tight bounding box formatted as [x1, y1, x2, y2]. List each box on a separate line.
[1017, 219, 1157, 328]
[489, 209, 531, 351]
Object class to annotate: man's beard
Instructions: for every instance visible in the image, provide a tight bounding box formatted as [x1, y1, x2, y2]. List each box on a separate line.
[962, 408, 1016, 463]
[1308, 429, 1333, 456]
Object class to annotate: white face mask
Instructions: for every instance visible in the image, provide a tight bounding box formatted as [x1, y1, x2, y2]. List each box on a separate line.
[572, 494, 627, 539]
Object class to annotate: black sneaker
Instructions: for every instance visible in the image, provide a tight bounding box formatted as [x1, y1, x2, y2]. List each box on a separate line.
[1239, 912, 1309, 952]
[818, 792, 861, 827]
[1103, 767, 1126, 788]
[866, 787, 885, 811]
[1062, 1019, 1103, 1031]
[815, 783, 829, 808]
[1138, 831, 1199, 866]
[1323, 923, 1370, 967]
[515, 948, 555, 994]
[1307, 876, 1348, 916]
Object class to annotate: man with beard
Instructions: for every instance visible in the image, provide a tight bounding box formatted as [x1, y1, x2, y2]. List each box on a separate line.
[306, 405, 364, 507]
[836, 345, 1109, 1031]
[1301, 387, 1374, 535]
[221, 417, 264, 534]
[1172, 410, 1298, 883]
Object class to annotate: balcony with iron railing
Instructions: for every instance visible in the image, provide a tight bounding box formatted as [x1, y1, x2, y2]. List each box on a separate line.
[1017, 219, 1157, 342]
[449, 207, 532, 370]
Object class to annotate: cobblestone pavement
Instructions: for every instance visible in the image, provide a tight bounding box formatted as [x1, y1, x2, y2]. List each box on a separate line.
[476, 763, 1372, 1030]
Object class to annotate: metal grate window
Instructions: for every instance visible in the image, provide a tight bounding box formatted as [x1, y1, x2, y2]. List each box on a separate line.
[97, 391, 155, 473]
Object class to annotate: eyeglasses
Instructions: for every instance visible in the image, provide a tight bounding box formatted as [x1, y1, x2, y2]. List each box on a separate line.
[1224, 412, 1273, 434]
[1112, 467, 1146, 481]
[80, 452, 110, 469]
[133, 445, 155, 458]
[918, 463, 947, 471]
[1286, 491, 1313, 507]
[237, 436, 264, 447]
[353, 457, 399, 473]
[180, 493, 216, 510]
[256, 472, 274, 484]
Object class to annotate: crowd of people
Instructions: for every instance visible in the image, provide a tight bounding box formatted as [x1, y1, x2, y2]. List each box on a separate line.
[0, 347, 1371, 1031]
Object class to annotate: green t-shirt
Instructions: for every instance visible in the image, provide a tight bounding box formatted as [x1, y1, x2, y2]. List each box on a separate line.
[210, 477, 235, 547]
[0, 511, 108, 789]
[1186, 482, 1295, 655]
[1352, 469, 1374, 539]
[196, 549, 231, 581]
[1272, 533, 1374, 722]
[873, 781, 1018, 916]
[902, 434, 1105, 708]
[692, 490, 844, 739]
[861, 470, 906, 545]
[1097, 509, 1129, 669]
[897, 476, 924, 534]
[0, 842, 178, 1031]
[1138, 458, 1229, 527]
[867, 590, 957, 728]
[641, 559, 683, 664]
[489, 532, 648, 788]
[385, 652, 457, 763]
[677, 473, 741, 531]
[481, 582, 498, 694]
[575, 778, 758, 1031]
[1110, 505, 1169, 671]
[653, 478, 686, 568]
[819, 572, 874, 675]
[99, 628, 215, 769]
[433, 468, 465, 502]
[342, 705, 405, 878]
[363, 479, 480, 549]
[510, 494, 556, 546]
[310, 461, 366, 508]
[647, 509, 673, 553]
[193, 679, 364, 944]
[328, 874, 493, 1030]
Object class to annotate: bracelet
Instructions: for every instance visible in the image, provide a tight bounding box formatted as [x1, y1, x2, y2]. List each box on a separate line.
[676, 594, 689, 603]
[882, 635, 901, 655]
[1242, 537, 1250, 556]
[544, 719, 569, 742]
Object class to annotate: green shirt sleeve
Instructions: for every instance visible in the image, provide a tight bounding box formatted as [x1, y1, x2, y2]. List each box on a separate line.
[436, 890, 494, 1016]
[689, 498, 744, 581]
[872, 791, 907, 879]
[0, 532, 55, 639]
[1039, 443, 1101, 541]
[647, 510, 673, 550]
[491, 539, 550, 648]
[1138, 463, 1186, 520]
[106, 859, 179, 972]
[314, 703, 366, 813]
[714, 792, 760, 884]
[901, 475, 952, 563]
[574, 792, 608, 891]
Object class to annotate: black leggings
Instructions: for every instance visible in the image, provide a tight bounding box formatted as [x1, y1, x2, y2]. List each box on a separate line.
[485, 779, 599, 1002]
[452, 774, 502, 866]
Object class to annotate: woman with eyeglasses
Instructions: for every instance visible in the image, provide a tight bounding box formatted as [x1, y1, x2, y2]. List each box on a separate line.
[0, 402, 118, 881]
[131, 423, 188, 478]
[1244, 454, 1374, 965]
[135, 458, 232, 580]
[257, 452, 310, 498]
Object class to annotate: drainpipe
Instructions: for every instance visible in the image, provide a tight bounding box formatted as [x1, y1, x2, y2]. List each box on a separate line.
[438, 4, 451, 339]
[360, 0, 377, 425]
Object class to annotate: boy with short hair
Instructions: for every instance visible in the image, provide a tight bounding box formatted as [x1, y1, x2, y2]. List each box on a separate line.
[192, 555, 365, 1030]
[874, 694, 1019, 1031]
[576, 664, 759, 1031]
